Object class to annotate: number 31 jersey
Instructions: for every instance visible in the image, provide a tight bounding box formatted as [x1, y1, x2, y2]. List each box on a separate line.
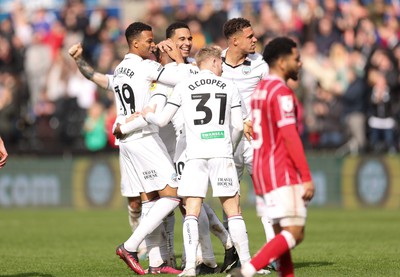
[168, 70, 242, 160]
[112, 53, 166, 141]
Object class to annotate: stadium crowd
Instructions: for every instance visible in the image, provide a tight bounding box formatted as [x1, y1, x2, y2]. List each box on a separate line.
[1, 0, 400, 155]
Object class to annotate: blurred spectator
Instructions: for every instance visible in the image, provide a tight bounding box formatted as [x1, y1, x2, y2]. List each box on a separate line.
[336, 58, 368, 156]
[83, 101, 107, 152]
[315, 15, 342, 56]
[312, 83, 345, 149]
[366, 47, 399, 153]
[367, 75, 397, 153]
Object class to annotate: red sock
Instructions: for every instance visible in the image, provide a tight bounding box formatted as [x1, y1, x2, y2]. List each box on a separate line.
[278, 250, 294, 277]
[249, 233, 290, 271]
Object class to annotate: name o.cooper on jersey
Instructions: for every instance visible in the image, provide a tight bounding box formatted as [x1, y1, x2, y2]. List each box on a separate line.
[168, 70, 242, 160]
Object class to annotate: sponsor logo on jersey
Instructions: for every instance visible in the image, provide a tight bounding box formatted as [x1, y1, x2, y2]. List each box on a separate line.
[201, 131, 225, 139]
[242, 66, 251, 75]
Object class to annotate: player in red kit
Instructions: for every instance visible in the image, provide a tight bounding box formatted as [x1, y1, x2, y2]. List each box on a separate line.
[228, 37, 314, 277]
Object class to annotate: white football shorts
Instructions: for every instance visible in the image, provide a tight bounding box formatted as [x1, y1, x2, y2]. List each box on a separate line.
[173, 132, 187, 181]
[263, 184, 307, 227]
[178, 157, 239, 198]
[234, 138, 253, 180]
[119, 133, 178, 197]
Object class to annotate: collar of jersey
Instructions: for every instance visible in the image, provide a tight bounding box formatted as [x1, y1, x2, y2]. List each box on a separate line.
[124, 53, 143, 61]
[221, 49, 251, 68]
[199, 69, 216, 75]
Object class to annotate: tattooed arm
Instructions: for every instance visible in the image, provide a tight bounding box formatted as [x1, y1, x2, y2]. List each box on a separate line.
[68, 43, 111, 90]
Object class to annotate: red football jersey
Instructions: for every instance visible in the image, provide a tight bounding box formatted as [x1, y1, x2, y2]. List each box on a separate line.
[251, 75, 311, 195]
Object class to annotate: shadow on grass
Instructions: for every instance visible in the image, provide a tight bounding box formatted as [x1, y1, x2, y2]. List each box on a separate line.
[0, 273, 54, 277]
[295, 261, 334, 269]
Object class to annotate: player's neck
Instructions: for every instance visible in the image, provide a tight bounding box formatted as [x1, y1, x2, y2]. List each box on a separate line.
[269, 69, 286, 82]
[225, 48, 247, 67]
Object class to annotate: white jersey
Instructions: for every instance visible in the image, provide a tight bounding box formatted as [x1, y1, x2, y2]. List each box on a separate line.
[166, 62, 199, 137]
[221, 49, 269, 116]
[112, 53, 189, 142]
[168, 70, 242, 160]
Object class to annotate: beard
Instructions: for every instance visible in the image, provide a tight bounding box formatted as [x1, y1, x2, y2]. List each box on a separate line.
[287, 68, 299, 81]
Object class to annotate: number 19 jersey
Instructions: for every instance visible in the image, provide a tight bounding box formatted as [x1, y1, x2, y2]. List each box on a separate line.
[168, 70, 242, 160]
[113, 53, 166, 141]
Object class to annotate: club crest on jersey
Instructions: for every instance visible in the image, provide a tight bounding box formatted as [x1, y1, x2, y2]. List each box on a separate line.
[280, 95, 294, 113]
[242, 66, 251, 75]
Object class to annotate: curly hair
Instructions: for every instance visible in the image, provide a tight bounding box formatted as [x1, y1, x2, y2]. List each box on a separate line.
[223, 18, 252, 39]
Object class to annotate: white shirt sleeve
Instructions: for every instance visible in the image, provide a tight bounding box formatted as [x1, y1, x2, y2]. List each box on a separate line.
[145, 104, 179, 128]
[106, 74, 113, 91]
[120, 93, 167, 135]
[157, 63, 191, 86]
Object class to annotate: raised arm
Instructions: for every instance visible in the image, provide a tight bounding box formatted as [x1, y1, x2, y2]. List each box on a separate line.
[68, 43, 111, 90]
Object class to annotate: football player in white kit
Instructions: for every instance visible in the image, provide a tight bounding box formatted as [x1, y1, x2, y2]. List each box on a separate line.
[110, 22, 192, 275]
[142, 46, 251, 277]
[221, 17, 276, 267]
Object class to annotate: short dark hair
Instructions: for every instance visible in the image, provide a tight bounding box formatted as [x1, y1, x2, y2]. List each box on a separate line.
[125, 22, 152, 45]
[166, 22, 190, 39]
[262, 37, 297, 66]
[223, 18, 251, 39]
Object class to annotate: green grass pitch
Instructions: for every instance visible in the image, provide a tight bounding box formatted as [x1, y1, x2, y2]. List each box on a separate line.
[0, 207, 399, 276]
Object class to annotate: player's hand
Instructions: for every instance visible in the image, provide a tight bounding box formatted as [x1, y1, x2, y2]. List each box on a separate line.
[113, 123, 124, 139]
[68, 43, 83, 60]
[126, 111, 141, 123]
[0, 139, 8, 168]
[157, 39, 184, 63]
[141, 104, 156, 118]
[244, 120, 253, 142]
[302, 181, 314, 202]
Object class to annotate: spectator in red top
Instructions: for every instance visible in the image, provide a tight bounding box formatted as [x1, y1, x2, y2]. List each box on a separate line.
[229, 37, 314, 277]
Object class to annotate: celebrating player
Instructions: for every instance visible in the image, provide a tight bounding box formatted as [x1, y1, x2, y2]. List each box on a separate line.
[110, 21, 189, 275]
[228, 37, 315, 277]
[221, 18, 274, 273]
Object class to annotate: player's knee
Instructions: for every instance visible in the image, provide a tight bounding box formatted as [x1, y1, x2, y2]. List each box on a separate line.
[128, 197, 142, 210]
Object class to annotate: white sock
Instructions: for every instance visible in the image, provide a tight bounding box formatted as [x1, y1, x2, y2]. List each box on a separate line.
[163, 211, 176, 259]
[261, 216, 275, 242]
[203, 203, 233, 250]
[241, 262, 257, 277]
[128, 204, 141, 232]
[198, 205, 216, 267]
[124, 197, 180, 252]
[228, 215, 251, 264]
[138, 200, 155, 254]
[146, 223, 164, 267]
[183, 215, 199, 270]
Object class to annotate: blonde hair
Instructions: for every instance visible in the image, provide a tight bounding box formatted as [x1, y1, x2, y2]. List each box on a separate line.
[195, 45, 222, 68]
